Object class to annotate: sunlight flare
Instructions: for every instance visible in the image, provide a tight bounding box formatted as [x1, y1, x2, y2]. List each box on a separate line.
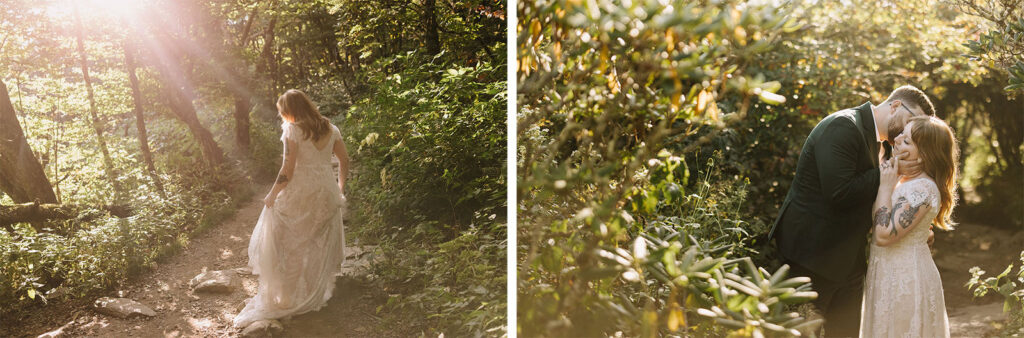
[44, 0, 143, 22]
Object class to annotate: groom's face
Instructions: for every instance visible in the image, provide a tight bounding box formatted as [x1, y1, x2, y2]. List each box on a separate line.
[886, 100, 917, 141]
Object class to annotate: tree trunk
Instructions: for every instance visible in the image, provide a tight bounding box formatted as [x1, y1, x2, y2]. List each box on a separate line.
[0, 202, 133, 232]
[73, 5, 121, 200]
[164, 85, 226, 168]
[0, 80, 58, 206]
[139, 25, 227, 169]
[233, 93, 252, 155]
[123, 41, 166, 197]
[317, 11, 355, 96]
[258, 13, 282, 113]
[193, 2, 258, 158]
[258, 13, 279, 103]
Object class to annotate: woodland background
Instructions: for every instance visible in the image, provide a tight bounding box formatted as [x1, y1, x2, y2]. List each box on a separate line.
[518, 0, 1023, 336]
[0, 0, 505, 335]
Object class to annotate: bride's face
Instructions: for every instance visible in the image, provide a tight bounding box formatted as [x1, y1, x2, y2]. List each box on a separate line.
[893, 121, 919, 162]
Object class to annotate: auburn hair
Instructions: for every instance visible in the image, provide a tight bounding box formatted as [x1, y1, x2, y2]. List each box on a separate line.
[908, 116, 959, 230]
[277, 89, 330, 142]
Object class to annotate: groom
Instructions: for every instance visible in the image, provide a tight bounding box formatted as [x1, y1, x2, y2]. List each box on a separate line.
[769, 85, 936, 336]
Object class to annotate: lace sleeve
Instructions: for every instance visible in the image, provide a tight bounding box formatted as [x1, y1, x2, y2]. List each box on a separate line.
[281, 122, 297, 143]
[905, 178, 940, 209]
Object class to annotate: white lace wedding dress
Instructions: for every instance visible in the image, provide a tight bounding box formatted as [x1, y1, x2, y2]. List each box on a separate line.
[233, 122, 347, 328]
[860, 177, 949, 337]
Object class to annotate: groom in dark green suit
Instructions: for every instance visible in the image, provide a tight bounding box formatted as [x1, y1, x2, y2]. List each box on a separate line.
[769, 85, 936, 336]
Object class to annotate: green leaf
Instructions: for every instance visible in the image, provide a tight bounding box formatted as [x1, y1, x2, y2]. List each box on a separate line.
[758, 91, 786, 105]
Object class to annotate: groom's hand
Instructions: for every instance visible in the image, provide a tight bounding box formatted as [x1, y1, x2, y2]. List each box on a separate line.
[896, 150, 923, 177]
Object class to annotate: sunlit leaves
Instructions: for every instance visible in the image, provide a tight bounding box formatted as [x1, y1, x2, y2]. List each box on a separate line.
[518, 0, 822, 335]
[343, 49, 506, 336]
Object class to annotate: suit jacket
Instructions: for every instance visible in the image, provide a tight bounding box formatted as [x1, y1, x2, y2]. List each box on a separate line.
[768, 102, 881, 282]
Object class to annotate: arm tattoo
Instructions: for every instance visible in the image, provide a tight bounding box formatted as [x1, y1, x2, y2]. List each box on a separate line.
[898, 203, 920, 229]
[887, 197, 909, 236]
[873, 206, 890, 229]
[276, 175, 289, 184]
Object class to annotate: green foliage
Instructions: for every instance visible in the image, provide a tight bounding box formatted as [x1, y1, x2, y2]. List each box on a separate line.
[374, 224, 506, 337]
[967, 251, 1024, 334]
[340, 48, 506, 335]
[952, 0, 1024, 94]
[345, 51, 505, 237]
[518, 0, 820, 336]
[2, 0, 506, 334]
[0, 169, 249, 319]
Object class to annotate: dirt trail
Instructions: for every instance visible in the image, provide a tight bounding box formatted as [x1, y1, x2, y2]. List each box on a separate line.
[937, 222, 1024, 337]
[13, 184, 398, 338]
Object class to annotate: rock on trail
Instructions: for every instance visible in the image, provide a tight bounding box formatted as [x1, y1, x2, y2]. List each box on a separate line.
[93, 297, 157, 319]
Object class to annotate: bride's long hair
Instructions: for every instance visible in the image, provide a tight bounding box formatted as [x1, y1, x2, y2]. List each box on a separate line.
[908, 115, 959, 230]
[277, 89, 331, 142]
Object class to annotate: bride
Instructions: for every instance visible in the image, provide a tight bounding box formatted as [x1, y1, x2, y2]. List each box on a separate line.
[234, 89, 350, 328]
[860, 115, 958, 337]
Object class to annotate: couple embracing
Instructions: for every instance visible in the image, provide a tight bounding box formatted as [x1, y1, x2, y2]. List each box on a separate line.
[770, 85, 960, 337]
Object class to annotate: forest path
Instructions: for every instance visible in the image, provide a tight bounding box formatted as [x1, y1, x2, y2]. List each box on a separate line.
[938, 222, 1024, 337]
[24, 183, 397, 338]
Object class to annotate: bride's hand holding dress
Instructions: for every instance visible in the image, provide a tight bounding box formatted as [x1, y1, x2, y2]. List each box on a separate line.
[233, 121, 349, 329]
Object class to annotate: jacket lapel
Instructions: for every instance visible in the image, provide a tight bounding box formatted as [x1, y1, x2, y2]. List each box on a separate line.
[855, 102, 880, 168]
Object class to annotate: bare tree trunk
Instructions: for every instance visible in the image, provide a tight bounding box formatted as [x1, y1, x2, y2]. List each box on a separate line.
[258, 12, 279, 100]
[194, 2, 257, 157]
[163, 84, 226, 168]
[73, 5, 121, 200]
[124, 41, 166, 197]
[233, 94, 252, 155]
[0, 79, 59, 225]
[1, 202, 133, 233]
[424, 0, 441, 56]
[311, 5, 356, 97]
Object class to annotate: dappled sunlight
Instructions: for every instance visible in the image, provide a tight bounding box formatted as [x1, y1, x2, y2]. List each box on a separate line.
[186, 317, 215, 331]
[157, 279, 171, 292]
[0, 0, 505, 335]
[78, 316, 111, 331]
[218, 247, 233, 260]
[162, 328, 182, 338]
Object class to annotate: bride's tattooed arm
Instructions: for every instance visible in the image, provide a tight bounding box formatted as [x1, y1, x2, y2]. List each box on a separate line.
[265, 139, 299, 207]
[276, 146, 292, 184]
[873, 194, 932, 246]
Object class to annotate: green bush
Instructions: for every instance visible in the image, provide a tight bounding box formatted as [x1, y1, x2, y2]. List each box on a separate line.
[517, 0, 821, 336]
[967, 251, 1024, 335]
[0, 167, 249, 321]
[338, 48, 506, 336]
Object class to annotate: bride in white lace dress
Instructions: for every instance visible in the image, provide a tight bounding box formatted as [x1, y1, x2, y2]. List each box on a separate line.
[234, 89, 350, 328]
[860, 116, 959, 337]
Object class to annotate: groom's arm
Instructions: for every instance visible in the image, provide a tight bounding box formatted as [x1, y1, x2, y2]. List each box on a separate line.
[813, 119, 880, 208]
